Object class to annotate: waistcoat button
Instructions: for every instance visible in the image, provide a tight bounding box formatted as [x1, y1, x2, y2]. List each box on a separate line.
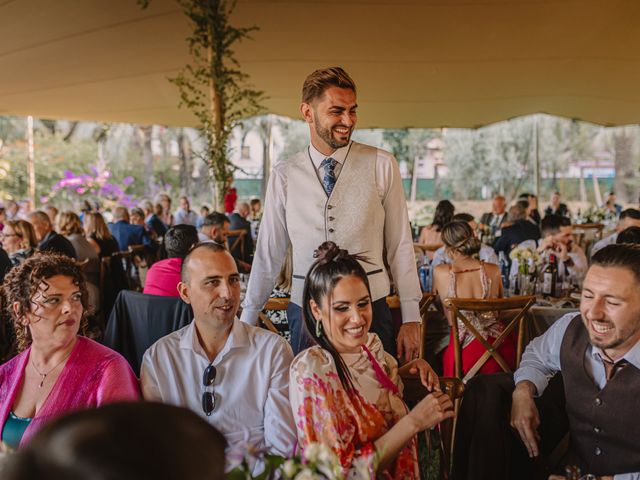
[595, 398, 602, 406]
[595, 447, 602, 456]
[594, 426, 601, 434]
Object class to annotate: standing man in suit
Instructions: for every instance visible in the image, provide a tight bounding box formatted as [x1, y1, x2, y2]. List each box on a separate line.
[479, 195, 508, 236]
[240, 67, 422, 361]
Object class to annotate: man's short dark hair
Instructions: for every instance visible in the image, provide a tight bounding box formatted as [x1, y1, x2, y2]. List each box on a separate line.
[180, 242, 228, 283]
[164, 225, 199, 259]
[592, 243, 640, 283]
[620, 208, 640, 221]
[516, 199, 529, 211]
[202, 212, 229, 229]
[541, 214, 571, 237]
[452, 213, 474, 223]
[302, 67, 356, 104]
[616, 227, 640, 245]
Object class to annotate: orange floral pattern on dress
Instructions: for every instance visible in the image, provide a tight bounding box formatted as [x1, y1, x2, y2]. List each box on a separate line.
[290, 335, 419, 479]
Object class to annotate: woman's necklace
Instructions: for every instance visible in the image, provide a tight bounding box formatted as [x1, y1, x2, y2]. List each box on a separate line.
[30, 350, 73, 388]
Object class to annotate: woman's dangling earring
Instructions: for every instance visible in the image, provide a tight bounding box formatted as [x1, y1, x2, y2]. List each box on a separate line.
[315, 318, 323, 338]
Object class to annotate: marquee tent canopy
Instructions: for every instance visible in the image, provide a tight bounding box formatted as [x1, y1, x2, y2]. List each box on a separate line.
[1, 0, 639, 129]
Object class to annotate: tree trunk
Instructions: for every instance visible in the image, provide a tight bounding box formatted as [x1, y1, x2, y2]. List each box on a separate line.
[613, 128, 635, 202]
[141, 126, 154, 197]
[177, 128, 191, 195]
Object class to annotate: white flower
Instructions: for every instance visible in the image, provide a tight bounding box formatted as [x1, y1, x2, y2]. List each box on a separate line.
[316, 444, 338, 466]
[303, 443, 321, 463]
[294, 468, 321, 480]
[283, 459, 299, 478]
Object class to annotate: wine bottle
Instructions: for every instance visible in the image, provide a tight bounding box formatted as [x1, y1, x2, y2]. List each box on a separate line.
[542, 254, 558, 297]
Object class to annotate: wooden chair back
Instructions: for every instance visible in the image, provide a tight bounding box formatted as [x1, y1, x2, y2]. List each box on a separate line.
[258, 296, 289, 334]
[402, 375, 464, 480]
[573, 223, 604, 251]
[443, 295, 536, 382]
[227, 229, 246, 260]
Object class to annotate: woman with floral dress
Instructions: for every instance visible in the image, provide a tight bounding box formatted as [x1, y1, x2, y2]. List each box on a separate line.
[289, 242, 454, 478]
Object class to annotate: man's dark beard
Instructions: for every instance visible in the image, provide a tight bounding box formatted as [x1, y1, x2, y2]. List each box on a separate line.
[313, 111, 350, 149]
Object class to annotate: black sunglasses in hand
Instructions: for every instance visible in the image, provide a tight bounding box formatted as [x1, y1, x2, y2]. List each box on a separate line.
[202, 363, 217, 416]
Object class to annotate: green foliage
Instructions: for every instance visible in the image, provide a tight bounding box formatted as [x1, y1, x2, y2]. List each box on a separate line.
[163, 0, 265, 208]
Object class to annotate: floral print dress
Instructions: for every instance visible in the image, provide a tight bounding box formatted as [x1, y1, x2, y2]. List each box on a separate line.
[289, 334, 419, 479]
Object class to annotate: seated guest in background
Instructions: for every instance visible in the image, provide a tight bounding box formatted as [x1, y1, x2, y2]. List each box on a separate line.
[228, 202, 254, 265]
[84, 212, 120, 258]
[6, 200, 20, 221]
[419, 199, 455, 260]
[591, 208, 640, 256]
[519, 193, 541, 225]
[109, 206, 152, 251]
[141, 243, 295, 471]
[27, 211, 76, 259]
[616, 226, 640, 245]
[432, 213, 498, 267]
[0, 254, 139, 449]
[1, 220, 38, 267]
[43, 206, 58, 227]
[453, 244, 640, 480]
[536, 215, 587, 279]
[3, 403, 227, 480]
[0, 206, 6, 231]
[249, 198, 262, 241]
[433, 221, 513, 378]
[544, 191, 570, 218]
[480, 195, 508, 236]
[129, 207, 146, 226]
[143, 225, 198, 297]
[196, 205, 210, 229]
[156, 193, 174, 227]
[290, 242, 453, 478]
[493, 201, 541, 256]
[198, 212, 230, 246]
[174, 196, 199, 227]
[603, 191, 623, 217]
[57, 211, 101, 311]
[141, 200, 167, 238]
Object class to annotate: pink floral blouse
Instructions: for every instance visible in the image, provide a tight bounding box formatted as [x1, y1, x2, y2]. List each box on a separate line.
[289, 334, 419, 479]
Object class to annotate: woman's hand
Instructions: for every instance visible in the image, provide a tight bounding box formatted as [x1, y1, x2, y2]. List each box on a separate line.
[408, 391, 455, 432]
[400, 359, 440, 392]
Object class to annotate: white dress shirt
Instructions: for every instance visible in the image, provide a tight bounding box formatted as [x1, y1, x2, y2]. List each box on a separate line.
[241, 141, 421, 325]
[431, 244, 498, 267]
[141, 319, 296, 468]
[174, 208, 199, 227]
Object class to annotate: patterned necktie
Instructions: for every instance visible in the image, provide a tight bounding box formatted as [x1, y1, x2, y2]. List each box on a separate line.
[319, 157, 337, 196]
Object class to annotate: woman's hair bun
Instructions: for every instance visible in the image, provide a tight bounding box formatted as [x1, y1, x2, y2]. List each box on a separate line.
[313, 241, 349, 264]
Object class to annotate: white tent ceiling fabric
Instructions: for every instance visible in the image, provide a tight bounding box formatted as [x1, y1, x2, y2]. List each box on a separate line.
[1, 0, 639, 128]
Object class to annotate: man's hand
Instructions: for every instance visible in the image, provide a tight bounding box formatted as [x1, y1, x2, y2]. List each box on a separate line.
[397, 322, 420, 364]
[511, 381, 541, 458]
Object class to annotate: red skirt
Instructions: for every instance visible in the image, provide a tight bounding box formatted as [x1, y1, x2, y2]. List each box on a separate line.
[442, 330, 517, 377]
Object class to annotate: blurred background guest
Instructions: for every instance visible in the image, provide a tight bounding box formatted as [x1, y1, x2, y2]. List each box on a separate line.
[433, 221, 512, 377]
[43, 206, 58, 227]
[84, 212, 119, 259]
[27, 212, 76, 259]
[156, 194, 174, 227]
[479, 195, 507, 236]
[544, 191, 570, 218]
[141, 200, 167, 238]
[129, 207, 145, 226]
[196, 205, 210, 229]
[519, 193, 541, 225]
[1, 220, 37, 268]
[0, 254, 139, 449]
[418, 199, 455, 260]
[603, 190, 623, 217]
[432, 213, 498, 267]
[5, 200, 20, 221]
[493, 201, 541, 256]
[228, 203, 253, 265]
[174, 196, 198, 227]
[616, 226, 640, 245]
[108, 206, 151, 251]
[591, 208, 640, 256]
[143, 225, 198, 297]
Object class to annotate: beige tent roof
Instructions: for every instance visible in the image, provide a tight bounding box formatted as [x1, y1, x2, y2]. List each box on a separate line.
[1, 0, 639, 129]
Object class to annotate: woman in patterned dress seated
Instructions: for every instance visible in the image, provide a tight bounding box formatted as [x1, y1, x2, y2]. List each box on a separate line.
[289, 241, 454, 479]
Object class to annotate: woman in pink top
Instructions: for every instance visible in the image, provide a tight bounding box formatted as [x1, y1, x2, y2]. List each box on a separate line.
[143, 225, 199, 297]
[0, 253, 140, 449]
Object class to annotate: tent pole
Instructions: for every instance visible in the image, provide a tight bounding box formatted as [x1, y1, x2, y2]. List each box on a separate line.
[533, 114, 540, 198]
[26, 115, 36, 209]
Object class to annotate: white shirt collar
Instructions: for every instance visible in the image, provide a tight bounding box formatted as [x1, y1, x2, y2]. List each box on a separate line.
[308, 141, 351, 170]
[179, 318, 250, 363]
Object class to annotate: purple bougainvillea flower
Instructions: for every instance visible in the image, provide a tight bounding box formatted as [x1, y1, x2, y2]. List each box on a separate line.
[63, 170, 75, 179]
[76, 187, 86, 194]
[122, 176, 134, 186]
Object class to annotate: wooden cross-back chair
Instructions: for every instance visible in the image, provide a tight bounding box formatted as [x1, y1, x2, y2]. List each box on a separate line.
[402, 375, 465, 480]
[443, 295, 536, 383]
[258, 297, 289, 334]
[573, 223, 605, 252]
[386, 292, 436, 360]
[227, 229, 246, 260]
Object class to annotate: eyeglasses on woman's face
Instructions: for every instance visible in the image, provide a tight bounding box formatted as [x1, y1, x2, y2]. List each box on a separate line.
[202, 363, 217, 416]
